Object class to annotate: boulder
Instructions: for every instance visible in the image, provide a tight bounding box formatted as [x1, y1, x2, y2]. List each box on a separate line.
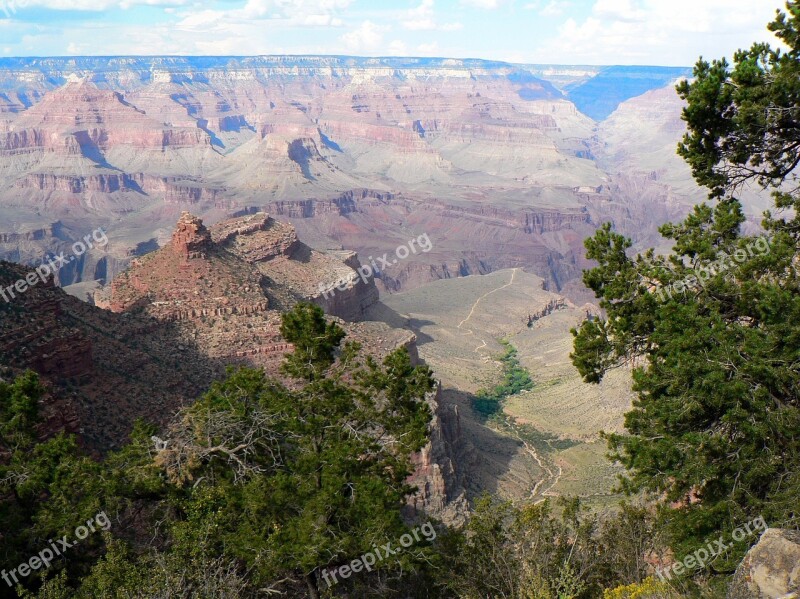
[728, 528, 800, 599]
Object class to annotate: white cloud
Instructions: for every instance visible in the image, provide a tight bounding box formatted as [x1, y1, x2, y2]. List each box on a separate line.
[592, 0, 645, 23]
[403, 18, 462, 31]
[524, 1, 569, 17]
[402, 0, 462, 31]
[416, 41, 440, 55]
[171, 0, 352, 34]
[459, 0, 505, 8]
[403, 18, 435, 30]
[17, 0, 189, 10]
[66, 41, 89, 53]
[238, 0, 352, 19]
[408, 0, 434, 18]
[532, 0, 783, 65]
[293, 14, 344, 27]
[175, 10, 223, 31]
[542, 1, 567, 17]
[339, 20, 386, 53]
[0, 0, 786, 67]
[388, 39, 408, 55]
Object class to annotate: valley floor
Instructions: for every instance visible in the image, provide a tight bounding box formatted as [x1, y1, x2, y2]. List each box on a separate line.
[368, 268, 634, 509]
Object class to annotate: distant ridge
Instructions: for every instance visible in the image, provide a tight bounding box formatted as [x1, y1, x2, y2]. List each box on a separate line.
[0, 55, 523, 76]
[0, 56, 690, 121]
[563, 65, 692, 121]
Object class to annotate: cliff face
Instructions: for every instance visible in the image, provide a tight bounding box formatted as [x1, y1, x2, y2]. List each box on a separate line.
[406, 384, 469, 525]
[0, 212, 384, 450]
[269, 190, 596, 295]
[0, 265, 93, 382]
[93, 212, 384, 367]
[209, 211, 380, 321]
[0, 260, 223, 449]
[1, 81, 209, 154]
[0, 213, 465, 522]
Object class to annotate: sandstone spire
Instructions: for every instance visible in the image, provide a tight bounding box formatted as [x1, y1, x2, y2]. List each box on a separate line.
[171, 212, 212, 259]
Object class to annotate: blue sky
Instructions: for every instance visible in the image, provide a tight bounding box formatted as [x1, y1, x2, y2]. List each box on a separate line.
[0, 0, 786, 65]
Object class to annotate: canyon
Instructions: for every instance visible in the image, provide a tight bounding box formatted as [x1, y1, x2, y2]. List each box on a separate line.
[0, 55, 759, 522]
[0, 56, 704, 306]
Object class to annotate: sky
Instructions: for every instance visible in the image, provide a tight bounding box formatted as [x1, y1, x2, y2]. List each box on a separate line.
[0, 0, 787, 66]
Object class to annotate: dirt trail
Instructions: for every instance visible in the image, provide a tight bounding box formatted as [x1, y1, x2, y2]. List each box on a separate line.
[457, 268, 517, 354]
[523, 440, 562, 503]
[499, 420, 562, 501]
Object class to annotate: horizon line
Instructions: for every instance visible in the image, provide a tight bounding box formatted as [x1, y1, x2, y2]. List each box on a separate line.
[0, 54, 694, 70]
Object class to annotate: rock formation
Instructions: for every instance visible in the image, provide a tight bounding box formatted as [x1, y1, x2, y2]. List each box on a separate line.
[0, 260, 223, 449]
[0, 209, 465, 521]
[405, 384, 469, 525]
[171, 211, 212, 258]
[728, 529, 800, 599]
[0, 57, 718, 306]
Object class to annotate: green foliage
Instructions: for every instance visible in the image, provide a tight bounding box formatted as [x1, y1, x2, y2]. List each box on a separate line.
[571, 1, 800, 576]
[0, 303, 437, 598]
[677, 1, 800, 203]
[473, 340, 534, 417]
[279, 301, 347, 381]
[602, 577, 677, 599]
[142, 304, 436, 596]
[0, 373, 110, 595]
[437, 496, 663, 599]
[0, 370, 42, 449]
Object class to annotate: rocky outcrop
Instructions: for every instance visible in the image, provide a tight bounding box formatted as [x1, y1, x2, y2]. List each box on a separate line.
[211, 211, 298, 262]
[95, 212, 381, 356]
[2, 81, 210, 155]
[0, 260, 222, 449]
[527, 298, 568, 327]
[144, 176, 223, 205]
[268, 189, 389, 219]
[728, 529, 800, 599]
[209, 212, 380, 321]
[171, 211, 212, 258]
[311, 252, 380, 322]
[406, 384, 469, 525]
[13, 172, 221, 204]
[16, 172, 137, 193]
[0, 267, 93, 383]
[269, 190, 591, 234]
[0, 224, 56, 243]
[95, 212, 269, 321]
[0, 210, 468, 521]
[91, 213, 460, 519]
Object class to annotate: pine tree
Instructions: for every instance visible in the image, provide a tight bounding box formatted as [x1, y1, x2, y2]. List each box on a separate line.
[571, 2, 800, 569]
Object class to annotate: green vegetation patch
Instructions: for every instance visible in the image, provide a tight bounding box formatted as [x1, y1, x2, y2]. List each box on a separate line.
[472, 339, 534, 418]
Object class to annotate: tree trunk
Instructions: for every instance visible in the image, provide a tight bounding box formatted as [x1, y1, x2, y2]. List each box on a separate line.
[305, 572, 320, 599]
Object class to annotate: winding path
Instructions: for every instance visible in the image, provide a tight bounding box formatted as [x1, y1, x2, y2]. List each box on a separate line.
[523, 440, 563, 503]
[457, 268, 518, 353]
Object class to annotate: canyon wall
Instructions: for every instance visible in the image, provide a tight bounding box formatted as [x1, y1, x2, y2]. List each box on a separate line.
[0, 57, 712, 305]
